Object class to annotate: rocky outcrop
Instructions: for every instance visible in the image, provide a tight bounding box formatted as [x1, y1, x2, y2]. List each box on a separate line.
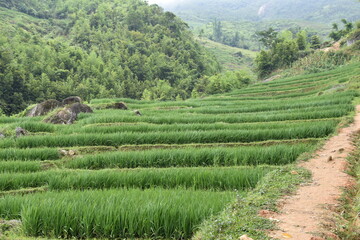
[62, 96, 82, 105]
[26, 99, 63, 117]
[106, 102, 128, 110]
[15, 127, 27, 138]
[44, 103, 93, 124]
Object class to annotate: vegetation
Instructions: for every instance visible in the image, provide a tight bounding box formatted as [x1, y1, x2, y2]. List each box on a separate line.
[0, 189, 235, 239]
[334, 134, 360, 239]
[0, 34, 358, 239]
[66, 144, 311, 169]
[255, 21, 360, 78]
[0, 0, 221, 115]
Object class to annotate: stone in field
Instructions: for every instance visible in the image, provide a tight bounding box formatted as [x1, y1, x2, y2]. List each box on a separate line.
[26, 99, 63, 117]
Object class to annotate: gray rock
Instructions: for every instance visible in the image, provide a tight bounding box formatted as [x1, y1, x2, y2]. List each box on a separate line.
[134, 110, 142, 116]
[15, 127, 27, 138]
[26, 99, 63, 117]
[62, 96, 82, 105]
[106, 102, 128, 110]
[45, 103, 93, 124]
[0, 132, 5, 139]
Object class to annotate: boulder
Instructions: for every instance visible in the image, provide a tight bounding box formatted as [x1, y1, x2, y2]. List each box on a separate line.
[62, 96, 82, 105]
[69, 103, 93, 115]
[134, 110, 142, 116]
[45, 103, 93, 124]
[106, 102, 128, 110]
[15, 127, 27, 138]
[26, 99, 63, 117]
[0, 132, 5, 139]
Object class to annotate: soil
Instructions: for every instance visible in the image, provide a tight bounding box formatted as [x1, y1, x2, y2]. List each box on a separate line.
[321, 42, 341, 52]
[268, 105, 360, 240]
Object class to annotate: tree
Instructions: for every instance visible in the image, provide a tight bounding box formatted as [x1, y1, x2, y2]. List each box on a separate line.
[255, 50, 274, 78]
[255, 28, 278, 49]
[212, 19, 223, 42]
[296, 31, 307, 51]
[310, 35, 321, 49]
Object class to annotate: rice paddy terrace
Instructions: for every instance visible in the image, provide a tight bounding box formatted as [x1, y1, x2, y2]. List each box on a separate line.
[0, 63, 359, 239]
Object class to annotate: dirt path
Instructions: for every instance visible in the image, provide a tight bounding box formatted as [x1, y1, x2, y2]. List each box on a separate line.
[268, 105, 360, 240]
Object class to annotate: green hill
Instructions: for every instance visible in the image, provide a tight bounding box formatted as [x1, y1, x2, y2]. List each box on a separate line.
[167, 0, 360, 24]
[160, 0, 360, 50]
[0, 0, 220, 115]
[196, 37, 256, 75]
[0, 60, 358, 239]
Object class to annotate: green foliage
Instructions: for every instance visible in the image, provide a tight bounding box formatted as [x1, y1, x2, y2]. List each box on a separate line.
[0, 189, 235, 239]
[0, 166, 274, 191]
[0, 148, 60, 161]
[0, 0, 220, 115]
[310, 35, 321, 49]
[66, 144, 311, 169]
[329, 19, 355, 41]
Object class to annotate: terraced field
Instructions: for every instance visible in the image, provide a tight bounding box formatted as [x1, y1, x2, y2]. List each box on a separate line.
[0, 63, 358, 239]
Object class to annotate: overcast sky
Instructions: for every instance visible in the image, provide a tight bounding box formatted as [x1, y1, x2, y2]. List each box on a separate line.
[147, 0, 190, 9]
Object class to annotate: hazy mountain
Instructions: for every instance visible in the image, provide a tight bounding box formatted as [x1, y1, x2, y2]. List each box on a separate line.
[158, 0, 360, 24]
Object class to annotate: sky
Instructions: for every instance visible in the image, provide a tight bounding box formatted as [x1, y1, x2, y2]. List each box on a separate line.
[147, 0, 190, 9]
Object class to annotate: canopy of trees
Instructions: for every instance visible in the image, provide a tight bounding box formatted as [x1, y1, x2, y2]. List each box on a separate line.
[0, 0, 220, 115]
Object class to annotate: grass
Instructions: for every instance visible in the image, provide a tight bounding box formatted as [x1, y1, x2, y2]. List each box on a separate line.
[0, 62, 358, 239]
[194, 166, 311, 240]
[0, 148, 60, 161]
[0, 189, 236, 239]
[66, 144, 312, 169]
[333, 134, 360, 239]
[49, 166, 276, 191]
[6, 122, 336, 148]
[71, 119, 339, 134]
[0, 166, 275, 192]
[0, 161, 42, 173]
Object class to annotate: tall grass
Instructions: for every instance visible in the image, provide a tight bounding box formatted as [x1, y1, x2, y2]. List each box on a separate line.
[0, 166, 275, 191]
[0, 148, 60, 161]
[3, 122, 337, 148]
[74, 119, 340, 134]
[66, 144, 312, 169]
[0, 161, 42, 173]
[0, 189, 236, 239]
[80, 108, 352, 125]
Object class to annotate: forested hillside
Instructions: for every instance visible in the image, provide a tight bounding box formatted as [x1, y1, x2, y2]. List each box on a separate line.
[162, 0, 360, 50]
[167, 0, 360, 23]
[0, 0, 220, 115]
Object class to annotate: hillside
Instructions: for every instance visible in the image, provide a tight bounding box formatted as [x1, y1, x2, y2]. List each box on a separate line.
[0, 0, 220, 115]
[0, 60, 358, 239]
[154, 0, 360, 50]
[165, 0, 360, 24]
[196, 37, 256, 73]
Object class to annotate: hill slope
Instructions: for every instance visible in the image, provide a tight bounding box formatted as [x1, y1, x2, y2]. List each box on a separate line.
[0, 61, 358, 239]
[165, 0, 360, 23]
[0, 0, 220, 115]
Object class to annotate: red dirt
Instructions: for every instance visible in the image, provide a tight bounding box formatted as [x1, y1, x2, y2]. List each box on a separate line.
[268, 105, 360, 240]
[321, 42, 341, 52]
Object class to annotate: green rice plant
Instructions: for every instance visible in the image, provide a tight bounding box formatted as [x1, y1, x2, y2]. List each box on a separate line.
[48, 166, 275, 191]
[79, 107, 351, 125]
[0, 172, 49, 191]
[0, 148, 60, 161]
[156, 103, 353, 115]
[0, 166, 274, 191]
[74, 119, 340, 134]
[0, 161, 42, 173]
[16, 122, 56, 133]
[66, 144, 312, 169]
[0, 189, 236, 239]
[5, 121, 337, 148]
